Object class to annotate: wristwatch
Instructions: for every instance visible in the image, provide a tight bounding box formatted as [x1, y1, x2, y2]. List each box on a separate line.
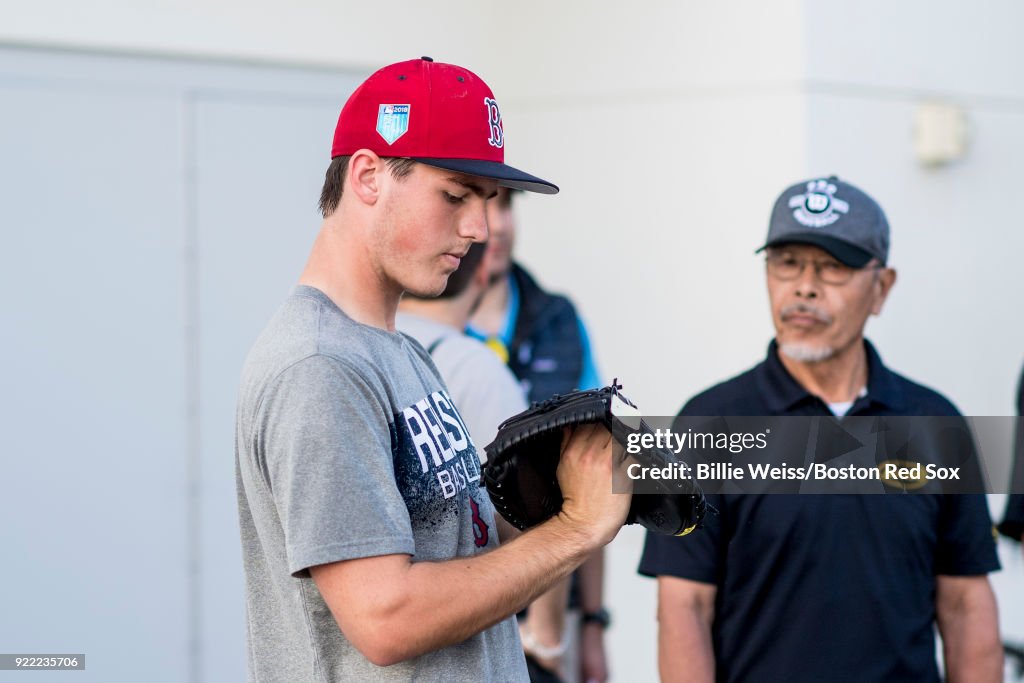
[581, 607, 611, 629]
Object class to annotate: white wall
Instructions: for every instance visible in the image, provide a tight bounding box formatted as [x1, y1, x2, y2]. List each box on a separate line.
[803, 0, 1024, 102]
[0, 0, 491, 73]
[491, 1, 809, 416]
[3, 2, 1022, 682]
[0, 0, 812, 415]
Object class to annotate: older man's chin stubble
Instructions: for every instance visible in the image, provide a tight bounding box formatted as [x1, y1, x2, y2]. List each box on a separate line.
[779, 342, 836, 364]
[776, 302, 838, 363]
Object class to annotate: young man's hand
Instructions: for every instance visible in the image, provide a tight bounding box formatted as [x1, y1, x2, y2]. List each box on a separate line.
[555, 424, 632, 545]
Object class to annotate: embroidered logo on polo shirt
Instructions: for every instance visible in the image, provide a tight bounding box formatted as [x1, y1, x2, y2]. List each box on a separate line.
[789, 179, 850, 228]
[877, 459, 928, 491]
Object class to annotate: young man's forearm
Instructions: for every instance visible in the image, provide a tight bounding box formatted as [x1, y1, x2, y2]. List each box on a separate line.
[313, 512, 608, 666]
[314, 423, 629, 666]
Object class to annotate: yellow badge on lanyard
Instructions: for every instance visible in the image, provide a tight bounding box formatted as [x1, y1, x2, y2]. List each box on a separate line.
[484, 337, 509, 364]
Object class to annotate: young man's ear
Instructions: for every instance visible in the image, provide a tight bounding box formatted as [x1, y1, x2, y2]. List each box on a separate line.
[347, 149, 383, 205]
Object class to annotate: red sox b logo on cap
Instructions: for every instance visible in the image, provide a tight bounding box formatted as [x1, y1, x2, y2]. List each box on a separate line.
[484, 97, 503, 149]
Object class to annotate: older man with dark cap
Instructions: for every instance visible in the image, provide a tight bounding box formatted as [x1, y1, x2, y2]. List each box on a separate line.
[639, 177, 1002, 683]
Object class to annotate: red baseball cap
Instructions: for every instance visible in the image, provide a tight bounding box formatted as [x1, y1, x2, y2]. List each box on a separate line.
[331, 57, 558, 194]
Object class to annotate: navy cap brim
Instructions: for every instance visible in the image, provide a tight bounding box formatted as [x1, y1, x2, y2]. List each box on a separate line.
[757, 233, 876, 268]
[413, 157, 558, 195]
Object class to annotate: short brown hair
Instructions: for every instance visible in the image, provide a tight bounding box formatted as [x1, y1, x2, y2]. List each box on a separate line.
[318, 156, 417, 217]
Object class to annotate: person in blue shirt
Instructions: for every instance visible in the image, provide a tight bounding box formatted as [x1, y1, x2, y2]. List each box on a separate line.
[468, 188, 601, 402]
[639, 177, 1001, 683]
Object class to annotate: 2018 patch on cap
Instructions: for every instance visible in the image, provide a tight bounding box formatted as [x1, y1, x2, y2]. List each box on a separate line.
[376, 104, 410, 145]
[788, 179, 850, 228]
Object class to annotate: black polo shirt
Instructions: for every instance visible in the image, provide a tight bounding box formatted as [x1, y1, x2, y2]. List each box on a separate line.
[639, 340, 999, 683]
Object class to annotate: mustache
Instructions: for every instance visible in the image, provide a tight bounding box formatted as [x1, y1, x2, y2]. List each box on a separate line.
[780, 303, 833, 324]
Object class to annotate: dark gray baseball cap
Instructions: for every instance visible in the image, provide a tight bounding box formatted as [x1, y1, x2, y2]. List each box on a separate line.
[757, 176, 890, 267]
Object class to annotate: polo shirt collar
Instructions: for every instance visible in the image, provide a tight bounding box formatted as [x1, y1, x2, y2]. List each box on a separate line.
[860, 339, 906, 412]
[757, 338, 906, 414]
[758, 340, 813, 414]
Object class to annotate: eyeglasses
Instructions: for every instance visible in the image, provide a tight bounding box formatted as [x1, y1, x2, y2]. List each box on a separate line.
[765, 253, 880, 285]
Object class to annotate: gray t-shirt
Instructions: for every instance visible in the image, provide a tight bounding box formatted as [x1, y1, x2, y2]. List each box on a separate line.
[235, 286, 527, 682]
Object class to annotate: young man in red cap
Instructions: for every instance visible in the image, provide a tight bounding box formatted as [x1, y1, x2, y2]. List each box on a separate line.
[234, 58, 631, 682]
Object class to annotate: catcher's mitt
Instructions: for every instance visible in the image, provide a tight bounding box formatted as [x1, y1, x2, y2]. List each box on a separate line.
[483, 383, 706, 537]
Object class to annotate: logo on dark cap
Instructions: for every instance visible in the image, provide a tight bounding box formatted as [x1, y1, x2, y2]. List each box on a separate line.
[789, 179, 850, 228]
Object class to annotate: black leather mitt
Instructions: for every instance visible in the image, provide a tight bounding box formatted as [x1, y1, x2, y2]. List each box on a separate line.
[483, 383, 706, 537]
